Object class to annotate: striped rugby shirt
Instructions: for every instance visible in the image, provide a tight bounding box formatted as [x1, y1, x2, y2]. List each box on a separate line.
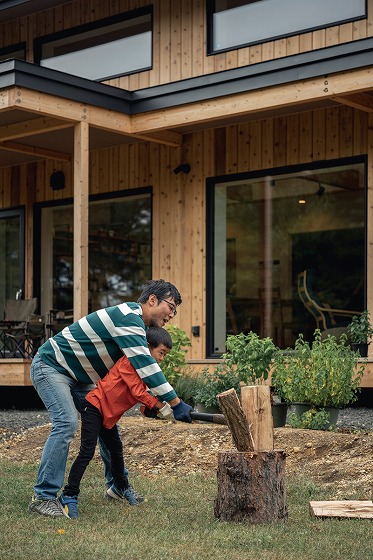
[38, 301, 177, 402]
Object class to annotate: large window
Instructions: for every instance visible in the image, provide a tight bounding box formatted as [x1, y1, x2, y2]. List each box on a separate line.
[207, 0, 366, 53]
[39, 190, 151, 315]
[207, 158, 366, 356]
[34, 8, 152, 81]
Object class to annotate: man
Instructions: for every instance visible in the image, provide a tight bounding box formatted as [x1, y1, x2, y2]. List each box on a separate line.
[28, 279, 192, 518]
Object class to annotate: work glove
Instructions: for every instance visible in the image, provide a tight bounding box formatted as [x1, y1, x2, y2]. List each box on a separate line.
[140, 405, 159, 419]
[171, 399, 193, 423]
[158, 402, 175, 421]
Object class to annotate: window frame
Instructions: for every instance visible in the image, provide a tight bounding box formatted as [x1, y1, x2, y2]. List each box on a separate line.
[205, 155, 367, 358]
[33, 186, 153, 314]
[206, 0, 367, 55]
[33, 6, 153, 81]
[0, 42, 26, 62]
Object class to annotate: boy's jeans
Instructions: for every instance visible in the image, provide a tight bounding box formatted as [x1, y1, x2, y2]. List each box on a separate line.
[30, 354, 127, 499]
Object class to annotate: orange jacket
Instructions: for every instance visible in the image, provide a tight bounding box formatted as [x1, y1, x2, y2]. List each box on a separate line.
[86, 355, 159, 428]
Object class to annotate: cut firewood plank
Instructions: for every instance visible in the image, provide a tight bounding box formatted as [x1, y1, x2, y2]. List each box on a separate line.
[309, 500, 373, 519]
[217, 388, 254, 451]
[241, 385, 274, 451]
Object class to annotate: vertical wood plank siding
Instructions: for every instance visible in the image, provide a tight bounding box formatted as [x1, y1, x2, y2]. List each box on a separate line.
[0, 107, 368, 356]
[1, 0, 373, 87]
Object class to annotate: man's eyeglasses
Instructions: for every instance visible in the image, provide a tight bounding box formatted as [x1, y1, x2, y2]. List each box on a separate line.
[158, 297, 177, 317]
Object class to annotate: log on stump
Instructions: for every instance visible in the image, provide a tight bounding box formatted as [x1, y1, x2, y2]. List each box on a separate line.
[214, 449, 288, 523]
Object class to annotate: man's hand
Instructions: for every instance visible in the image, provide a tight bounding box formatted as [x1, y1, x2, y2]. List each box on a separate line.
[171, 399, 193, 423]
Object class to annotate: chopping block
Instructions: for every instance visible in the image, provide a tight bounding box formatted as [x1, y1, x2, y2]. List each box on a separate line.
[214, 385, 287, 524]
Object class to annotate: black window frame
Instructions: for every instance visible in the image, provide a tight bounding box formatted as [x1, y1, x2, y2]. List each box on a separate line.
[0, 41, 26, 62]
[205, 155, 367, 358]
[33, 6, 153, 82]
[33, 186, 153, 312]
[206, 0, 368, 56]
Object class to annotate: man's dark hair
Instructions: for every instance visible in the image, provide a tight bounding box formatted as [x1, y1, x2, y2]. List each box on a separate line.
[137, 279, 182, 306]
[146, 326, 173, 349]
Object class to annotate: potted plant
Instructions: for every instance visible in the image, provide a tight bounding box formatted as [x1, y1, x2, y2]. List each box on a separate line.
[272, 329, 365, 430]
[347, 310, 373, 357]
[194, 331, 286, 425]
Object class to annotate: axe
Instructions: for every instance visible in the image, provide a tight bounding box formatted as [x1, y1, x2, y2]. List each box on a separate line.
[190, 411, 227, 425]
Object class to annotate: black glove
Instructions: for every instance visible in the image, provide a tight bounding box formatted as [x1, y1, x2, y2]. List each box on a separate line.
[140, 405, 159, 418]
[171, 399, 193, 423]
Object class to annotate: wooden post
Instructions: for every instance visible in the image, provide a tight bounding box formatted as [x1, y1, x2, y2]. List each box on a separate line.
[215, 387, 287, 523]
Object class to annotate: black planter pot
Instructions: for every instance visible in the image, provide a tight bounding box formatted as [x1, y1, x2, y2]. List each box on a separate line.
[351, 342, 368, 357]
[272, 402, 288, 427]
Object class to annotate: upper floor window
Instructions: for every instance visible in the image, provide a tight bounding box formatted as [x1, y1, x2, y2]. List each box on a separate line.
[34, 7, 152, 81]
[207, 0, 366, 54]
[0, 42, 26, 62]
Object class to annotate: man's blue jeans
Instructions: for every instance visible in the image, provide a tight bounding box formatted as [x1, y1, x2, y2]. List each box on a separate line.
[30, 354, 127, 500]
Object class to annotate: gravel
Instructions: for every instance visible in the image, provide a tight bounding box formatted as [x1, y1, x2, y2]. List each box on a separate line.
[0, 405, 372, 444]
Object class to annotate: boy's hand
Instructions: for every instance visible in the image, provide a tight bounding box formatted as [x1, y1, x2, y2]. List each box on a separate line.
[171, 400, 193, 423]
[158, 402, 175, 420]
[140, 405, 159, 418]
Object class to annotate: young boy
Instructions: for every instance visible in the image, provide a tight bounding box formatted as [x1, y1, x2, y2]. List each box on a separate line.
[59, 327, 173, 519]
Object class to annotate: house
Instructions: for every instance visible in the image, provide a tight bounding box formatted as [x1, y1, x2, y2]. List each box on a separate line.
[0, 0, 372, 387]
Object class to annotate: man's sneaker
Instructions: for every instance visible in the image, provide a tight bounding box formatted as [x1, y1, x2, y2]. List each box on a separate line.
[28, 495, 69, 518]
[58, 493, 79, 519]
[106, 484, 140, 506]
[128, 483, 144, 503]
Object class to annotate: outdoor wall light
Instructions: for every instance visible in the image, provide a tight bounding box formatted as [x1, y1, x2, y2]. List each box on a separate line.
[173, 163, 191, 175]
[50, 171, 65, 190]
[191, 325, 200, 337]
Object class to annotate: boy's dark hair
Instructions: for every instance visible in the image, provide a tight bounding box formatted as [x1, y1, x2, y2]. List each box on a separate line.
[146, 327, 172, 350]
[137, 279, 182, 306]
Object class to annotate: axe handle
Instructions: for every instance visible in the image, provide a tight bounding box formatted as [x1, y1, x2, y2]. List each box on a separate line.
[190, 411, 227, 425]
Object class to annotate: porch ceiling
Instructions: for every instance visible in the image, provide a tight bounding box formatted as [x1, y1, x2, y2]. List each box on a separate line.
[1, 37, 373, 166]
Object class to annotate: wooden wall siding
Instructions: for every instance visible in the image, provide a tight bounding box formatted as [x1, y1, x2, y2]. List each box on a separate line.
[1, 0, 373, 89]
[0, 105, 368, 356]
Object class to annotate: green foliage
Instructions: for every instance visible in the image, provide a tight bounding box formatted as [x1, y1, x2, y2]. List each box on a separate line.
[272, 329, 364, 408]
[288, 408, 333, 431]
[161, 324, 192, 385]
[173, 369, 202, 407]
[347, 310, 373, 344]
[222, 331, 279, 383]
[193, 364, 242, 409]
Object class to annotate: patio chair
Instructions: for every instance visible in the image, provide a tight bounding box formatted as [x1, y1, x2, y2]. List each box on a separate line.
[297, 269, 360, 332]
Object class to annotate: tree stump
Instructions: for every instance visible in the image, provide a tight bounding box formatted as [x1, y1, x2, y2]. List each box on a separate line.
[215, 387, 287, 523]
[214, 449, 288, 523]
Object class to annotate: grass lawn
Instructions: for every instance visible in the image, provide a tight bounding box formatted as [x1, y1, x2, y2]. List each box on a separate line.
[1, 457, 372, 560]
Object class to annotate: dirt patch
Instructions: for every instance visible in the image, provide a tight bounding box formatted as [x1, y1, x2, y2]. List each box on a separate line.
[0, 416, 372, 499]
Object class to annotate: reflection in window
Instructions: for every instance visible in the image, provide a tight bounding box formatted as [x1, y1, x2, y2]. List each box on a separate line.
[208, 159, 365, 355]
[209, 0, 365, 53]
[34, 9, 152, 80]
[40, 192, 151, 315]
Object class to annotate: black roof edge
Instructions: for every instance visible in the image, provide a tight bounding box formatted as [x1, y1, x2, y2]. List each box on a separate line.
[0, 59, 132, 113]
[131, 37, 373, 113]
[1, 37, 373, 117]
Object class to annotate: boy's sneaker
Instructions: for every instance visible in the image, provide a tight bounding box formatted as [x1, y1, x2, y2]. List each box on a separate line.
[28, 495, 69, 518]
[106, 484, 140, 506]
[58, 493, 79, 519]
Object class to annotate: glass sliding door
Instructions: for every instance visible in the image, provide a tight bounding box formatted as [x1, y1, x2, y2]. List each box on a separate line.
[0, 208, 25, 319]
[39, 190, 151, 317]
[207, 157, 366, 355]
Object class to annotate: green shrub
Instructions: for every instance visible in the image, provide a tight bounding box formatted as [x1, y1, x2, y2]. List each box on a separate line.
[161, 324, 192, 385]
